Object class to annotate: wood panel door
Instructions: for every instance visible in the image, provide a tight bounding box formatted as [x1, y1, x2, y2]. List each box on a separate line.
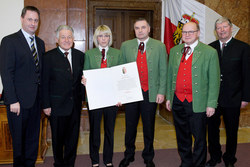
[95, 9, 153, 49]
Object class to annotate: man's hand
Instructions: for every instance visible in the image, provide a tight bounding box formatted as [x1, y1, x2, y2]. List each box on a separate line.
[206, 107, 215, 117]
[43, 108, 52, 116]
[241, 101, 248, 108]
[81, 75, 87, 86]
[156, 94, 165, 104]
[10, 102, 21, 116]
[166, 100, 171, 111]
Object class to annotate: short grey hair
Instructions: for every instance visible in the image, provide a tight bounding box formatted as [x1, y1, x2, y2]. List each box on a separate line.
[93, 25, 113, 47]
[55, 25, 74, 38]
[215, 17, 232, 30]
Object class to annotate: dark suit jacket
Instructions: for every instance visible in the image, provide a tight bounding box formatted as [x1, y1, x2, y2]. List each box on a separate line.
[41, 47, 84, 116]
[0, 30, 45, 108]
[209, 38, 250, 107]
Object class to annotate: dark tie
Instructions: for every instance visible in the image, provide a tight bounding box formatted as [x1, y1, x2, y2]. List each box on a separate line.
[64, 51, 69, 58]
[101, 49, 105, 63]
[181, 46, 191, 62]
[64, 52, 72, 73]
[138, 42, 144, 54]
[30, 37, 39, 68]
[221, 43, 226, 55]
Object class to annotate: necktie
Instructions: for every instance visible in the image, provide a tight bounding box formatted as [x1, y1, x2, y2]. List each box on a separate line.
[181, 46, 191, 62]
[101, 49, 105, 63]
[64, 51, 69, 58]
[221, 43, 226, 55]
[30, 37, 39, 68]
[138, 42, 144, 54]
[64, 51, 72, 73]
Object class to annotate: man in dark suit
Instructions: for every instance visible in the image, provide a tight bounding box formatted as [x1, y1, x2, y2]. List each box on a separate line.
[41, 25, 84, 167]
[206, 17, 250, 167]
[119, 18, 167, 167]
[0, 6, 45, 167]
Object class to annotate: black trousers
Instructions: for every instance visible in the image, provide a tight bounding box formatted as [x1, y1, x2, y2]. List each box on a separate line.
[172, 95, 207, 167]
[49, 107, 81, 167]
[88, 106, 117, 165]
[124, 91, 157, 162]
[7, 96, 40, 167]
[207, 106, 240, 165]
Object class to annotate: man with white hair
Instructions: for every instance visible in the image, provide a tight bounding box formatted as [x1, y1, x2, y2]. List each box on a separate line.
[206, 17, 250, 167]
[42, 25, 85, 167]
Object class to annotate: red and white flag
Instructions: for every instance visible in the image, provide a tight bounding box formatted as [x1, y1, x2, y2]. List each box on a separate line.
[163, 0, 240, 54]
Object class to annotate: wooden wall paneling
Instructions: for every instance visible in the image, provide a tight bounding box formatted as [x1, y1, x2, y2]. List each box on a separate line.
[25, 0, 88, 52]
[68, 0, 87, 52]
[25, 0, 68, 51]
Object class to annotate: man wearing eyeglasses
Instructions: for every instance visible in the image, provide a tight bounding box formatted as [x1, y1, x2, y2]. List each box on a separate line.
[206, 17, 250, 167]
[166, 21, 220, 167]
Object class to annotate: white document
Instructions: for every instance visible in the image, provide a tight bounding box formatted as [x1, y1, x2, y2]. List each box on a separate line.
[83, 62, 143, 110]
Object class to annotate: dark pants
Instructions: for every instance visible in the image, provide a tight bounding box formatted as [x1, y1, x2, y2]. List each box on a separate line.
[50, 107, 81, 167]
[7, 96, 40, 167]
[124, 91, 157, 162]
[88, 106, 117, 165]
[207, 106, 240, 165]
[172, 95, 207, 167]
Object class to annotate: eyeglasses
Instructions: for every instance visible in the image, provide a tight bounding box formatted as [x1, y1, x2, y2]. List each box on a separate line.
[182, 30, 198, 35]
[97, 35, 110, 38]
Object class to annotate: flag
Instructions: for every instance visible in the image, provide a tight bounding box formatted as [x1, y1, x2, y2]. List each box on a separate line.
[163, 0, 240, 54]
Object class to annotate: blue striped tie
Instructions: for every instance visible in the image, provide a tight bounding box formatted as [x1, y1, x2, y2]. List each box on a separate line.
[30, 37, 39, 68]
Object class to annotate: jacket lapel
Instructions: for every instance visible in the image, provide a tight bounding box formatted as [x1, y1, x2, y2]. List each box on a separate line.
[192, 42, 201, 65]
[176, 50, 183, 67]
[17, 30, 33, 58]
[35, 36, 43, 71]
[146, 38, 153, 60]
[214, 41, 221, 57]
[57, 47, 73, 77]
[175, 44, 184, 67]
[106, 48, 114, 67]
[132, 39, 138, 60]
[93, 48, 102, 67]
[72, 49, 77, 77]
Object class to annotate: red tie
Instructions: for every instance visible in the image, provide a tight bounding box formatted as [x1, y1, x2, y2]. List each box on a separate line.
[101, 49, 105, 63]
[138, 42, 144, 54]
[181, 46, 191, 62]
[64, 51, 69, 58]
